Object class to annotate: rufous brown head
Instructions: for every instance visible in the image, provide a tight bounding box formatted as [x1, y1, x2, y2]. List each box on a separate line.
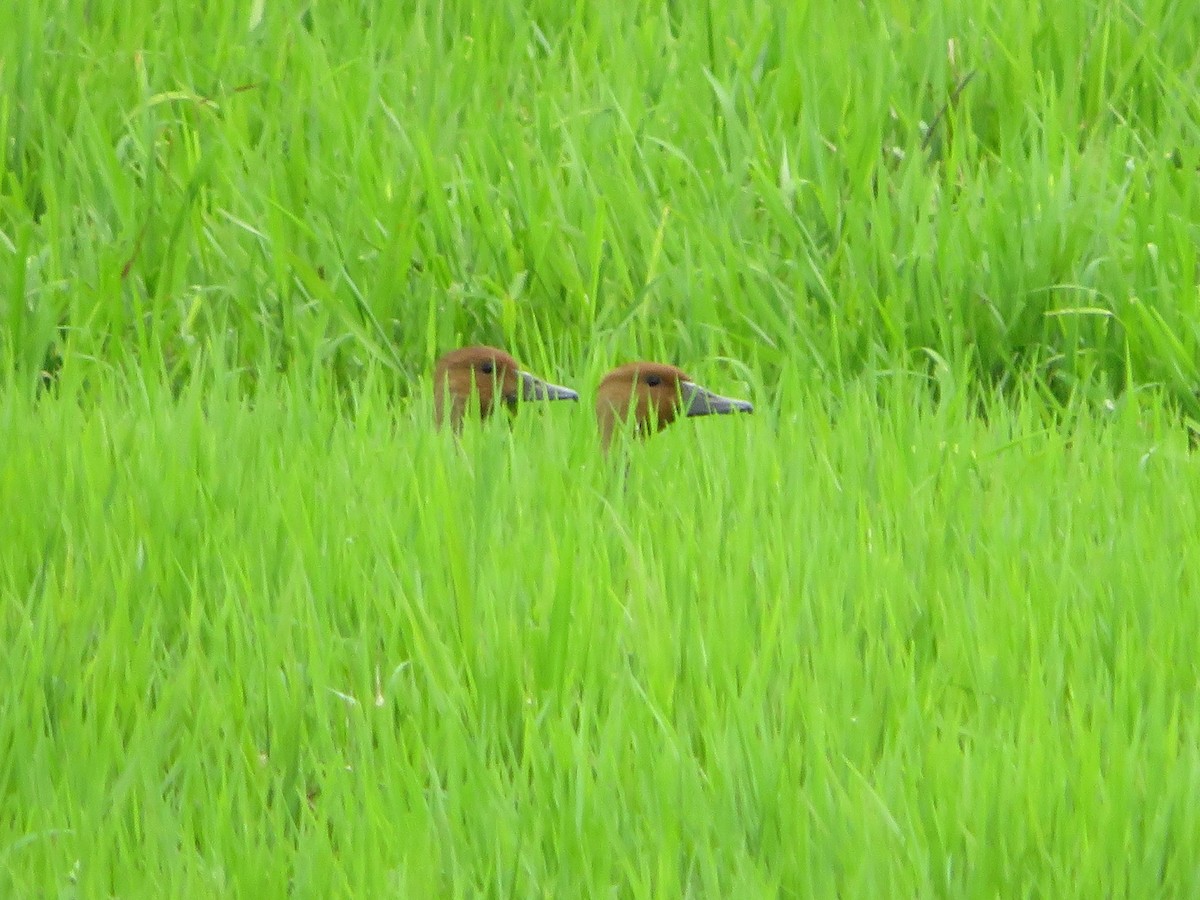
[434, 345, 578, 431]
[594, 361, 753, 451]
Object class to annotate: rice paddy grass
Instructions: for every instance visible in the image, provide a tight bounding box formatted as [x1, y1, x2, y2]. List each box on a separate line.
[3, 0, 1200, 894]
[4, 370, 1200, 894]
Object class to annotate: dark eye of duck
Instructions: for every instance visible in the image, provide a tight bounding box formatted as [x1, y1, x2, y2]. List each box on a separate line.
[645, 374, 662, 387]
[479, 361, 495, 375]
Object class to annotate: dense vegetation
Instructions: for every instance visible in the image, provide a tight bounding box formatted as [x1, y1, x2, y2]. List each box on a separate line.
[3, 0, 1198, 894]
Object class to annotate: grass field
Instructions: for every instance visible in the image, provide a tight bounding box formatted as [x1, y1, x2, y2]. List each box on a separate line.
[3, 0, 1200, 895]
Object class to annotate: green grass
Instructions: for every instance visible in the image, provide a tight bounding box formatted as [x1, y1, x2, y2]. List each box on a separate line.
[4, 0, 1200, 894]
[4, 0, 1199, 400]
[4, 370, 1200, 895]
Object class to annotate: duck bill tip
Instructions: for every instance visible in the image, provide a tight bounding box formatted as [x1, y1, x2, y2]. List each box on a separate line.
[681, 382, 754, 417]
[520, 371, 579, 402]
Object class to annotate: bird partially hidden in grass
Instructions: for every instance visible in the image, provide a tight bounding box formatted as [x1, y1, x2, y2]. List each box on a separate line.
[434, 345, 579, 431]
[595, 362, 753, 452]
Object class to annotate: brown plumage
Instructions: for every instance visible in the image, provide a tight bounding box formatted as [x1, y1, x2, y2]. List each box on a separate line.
[434, 345, 578, 431]
[595, 361, 753, 451]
